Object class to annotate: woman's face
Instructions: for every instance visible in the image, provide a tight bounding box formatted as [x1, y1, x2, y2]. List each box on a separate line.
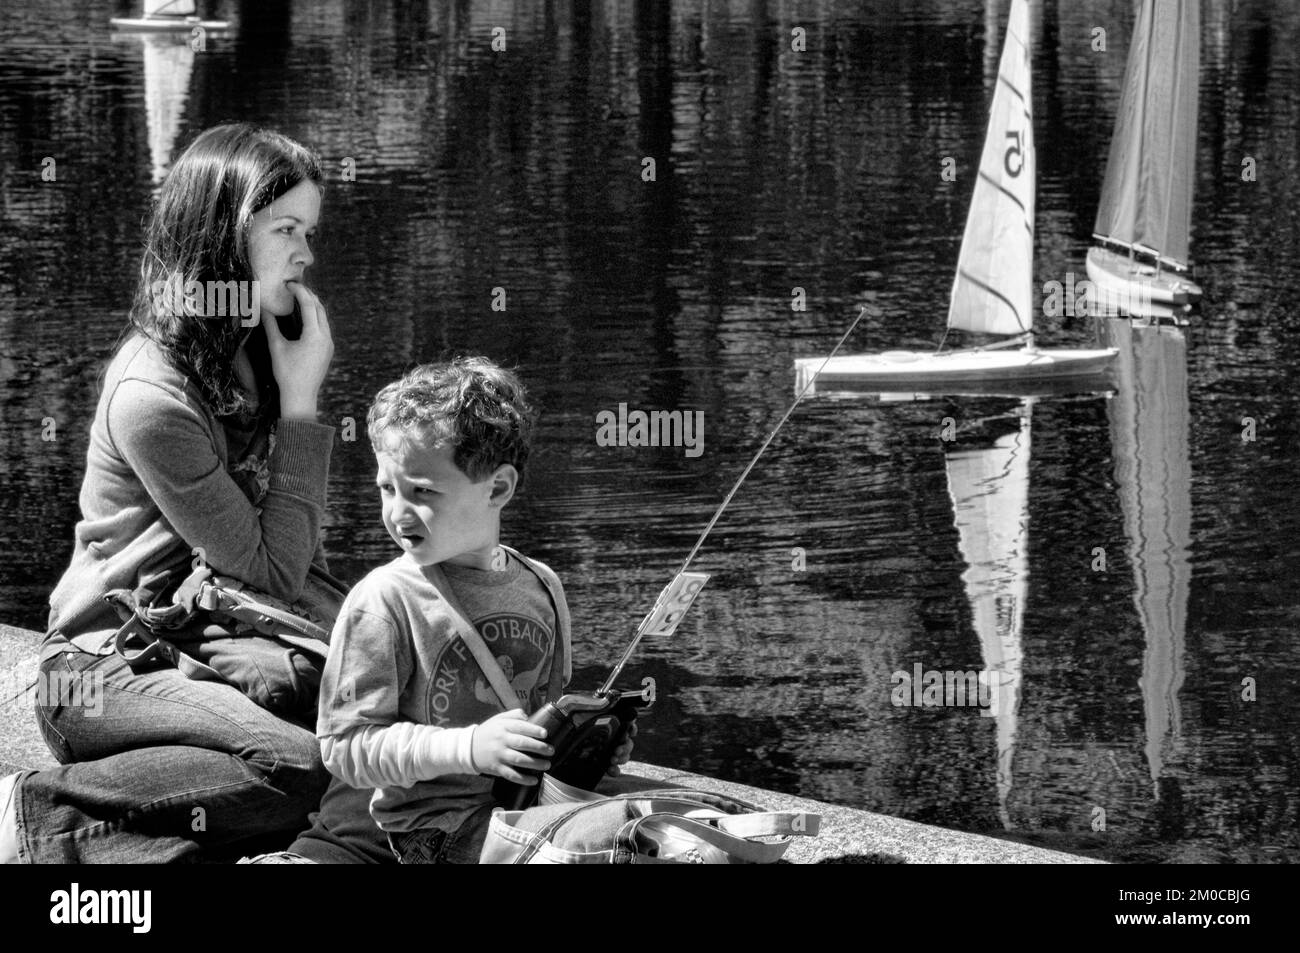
[247, 179, 321, 317]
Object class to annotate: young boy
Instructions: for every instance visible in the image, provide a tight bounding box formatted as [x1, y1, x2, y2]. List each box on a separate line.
[317, 358, 631, 864]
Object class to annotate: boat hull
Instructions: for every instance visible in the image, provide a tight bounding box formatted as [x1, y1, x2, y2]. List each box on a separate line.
[794, 346, 1117, 392]
[1086, 246, 1202, 310]
[110, 17, 231, 31]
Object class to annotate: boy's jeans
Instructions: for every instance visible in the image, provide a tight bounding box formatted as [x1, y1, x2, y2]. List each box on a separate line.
[13, 646, 329, 863]
[388, 805, 496, 864]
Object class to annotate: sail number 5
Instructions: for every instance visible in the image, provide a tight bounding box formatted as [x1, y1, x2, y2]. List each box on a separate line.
[1004, 130, 1024, 177]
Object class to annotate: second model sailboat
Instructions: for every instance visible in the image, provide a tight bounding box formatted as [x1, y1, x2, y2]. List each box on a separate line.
[1086, 0, 1203, 312]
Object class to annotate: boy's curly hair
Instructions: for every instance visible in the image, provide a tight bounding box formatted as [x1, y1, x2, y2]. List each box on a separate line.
[367, 358, 537, 489]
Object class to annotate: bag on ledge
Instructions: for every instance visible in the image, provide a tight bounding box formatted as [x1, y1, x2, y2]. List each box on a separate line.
[105, 563, 347, 719]
[479, 776, 821, 864]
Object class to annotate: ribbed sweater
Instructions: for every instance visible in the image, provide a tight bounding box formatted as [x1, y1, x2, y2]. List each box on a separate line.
[44, 334, 335, 655]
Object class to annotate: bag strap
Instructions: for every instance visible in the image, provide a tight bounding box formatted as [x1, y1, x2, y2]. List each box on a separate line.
[619, 813, 793, 864]
[112, 614, 228, 684]
[423, 562, 517, 712]
[198, 581, 330, 643]
[498, 545, 569, 703]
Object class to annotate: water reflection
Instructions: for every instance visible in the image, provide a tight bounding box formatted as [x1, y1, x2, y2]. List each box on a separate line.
[133, 33, 195, 184]
[944, 404, 1029, 830]
[1102, 319, 1191, 797]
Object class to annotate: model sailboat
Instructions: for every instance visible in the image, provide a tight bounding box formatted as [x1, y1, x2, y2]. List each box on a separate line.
[1087, 0, 1202, 311]
[795, 0, 1115, 392]
[111, 0, 230, 32]
[945, 409, 1029, 830]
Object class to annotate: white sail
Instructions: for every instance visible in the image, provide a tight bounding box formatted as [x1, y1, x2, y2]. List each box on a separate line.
[945, 408, 1030, 829]
[144, 0, 197, 14]
[1093, 0, 1200, 269]
[948, 0, 1036, 338]
[1106, 321, 1191, 792]
[142, 35, 196, 185]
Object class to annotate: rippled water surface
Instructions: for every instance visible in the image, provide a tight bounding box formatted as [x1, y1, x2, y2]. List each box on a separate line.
[2, 0, 1298, 863]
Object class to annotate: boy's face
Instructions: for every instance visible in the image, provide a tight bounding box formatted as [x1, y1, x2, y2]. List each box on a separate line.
[374, 434, 515, 570]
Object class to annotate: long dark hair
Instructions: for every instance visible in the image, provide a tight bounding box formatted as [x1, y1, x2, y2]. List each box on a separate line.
[126, 123, 324, 417]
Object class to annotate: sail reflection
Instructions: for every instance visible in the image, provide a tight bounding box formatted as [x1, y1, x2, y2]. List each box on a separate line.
[142, 34, 195, 185]
[1103, 319, 1192, 795]
[944, 405, 1030, 829]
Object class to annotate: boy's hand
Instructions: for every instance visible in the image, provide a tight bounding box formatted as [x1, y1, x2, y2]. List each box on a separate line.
[471, 708, 554, 785]
[605, 721, 638, 777]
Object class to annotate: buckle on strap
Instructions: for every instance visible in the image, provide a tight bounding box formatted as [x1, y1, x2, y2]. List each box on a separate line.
[113, 615, 181, 671]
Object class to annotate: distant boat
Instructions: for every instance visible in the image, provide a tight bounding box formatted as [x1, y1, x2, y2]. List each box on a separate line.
[111, 0, 230, 32]
[1086, 0, 1202, 311]
[945, 407, 1029, 830]
[794, 0, 1115, 393]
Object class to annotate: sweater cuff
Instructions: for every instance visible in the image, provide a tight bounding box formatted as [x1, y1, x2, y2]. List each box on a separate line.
[418, 725, 479, 779]
[269, 417, 335, 503]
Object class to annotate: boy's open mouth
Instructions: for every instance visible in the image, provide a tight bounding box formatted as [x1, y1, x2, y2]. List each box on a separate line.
[399, 533, 424, 545]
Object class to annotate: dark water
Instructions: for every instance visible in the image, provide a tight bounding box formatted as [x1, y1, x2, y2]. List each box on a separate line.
[2, 0, 1297, 863]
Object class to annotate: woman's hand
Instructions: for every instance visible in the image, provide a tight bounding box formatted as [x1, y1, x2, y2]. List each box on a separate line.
[471, 708, 555, 785]
[264, 281, 333, 420]
[605, 720, 638, 777]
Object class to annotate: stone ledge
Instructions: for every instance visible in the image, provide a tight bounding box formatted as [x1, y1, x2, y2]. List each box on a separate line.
[0, 624, 54, 776]
[0, 623, 1099, 863]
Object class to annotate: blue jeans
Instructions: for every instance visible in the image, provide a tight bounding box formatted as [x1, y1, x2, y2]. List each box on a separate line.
[13, 647, 329, 863]
[388, 805, 496, 864]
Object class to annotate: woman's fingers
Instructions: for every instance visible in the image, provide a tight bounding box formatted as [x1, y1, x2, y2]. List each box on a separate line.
[266, 282, 332, 419]
[287, 281, 317, 329]
[288, 282, 333, 353]
[261, 309, 283, 343]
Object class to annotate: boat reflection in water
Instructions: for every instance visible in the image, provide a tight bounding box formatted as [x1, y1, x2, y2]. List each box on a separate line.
[111, 2, 233, 186]
[139, 34, 194, 185]
[944, 405, 1031, 830]
[1101, 318, 1192, 799]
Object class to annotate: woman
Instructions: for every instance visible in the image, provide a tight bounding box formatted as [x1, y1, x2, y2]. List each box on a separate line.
[0, 124, 336, 863]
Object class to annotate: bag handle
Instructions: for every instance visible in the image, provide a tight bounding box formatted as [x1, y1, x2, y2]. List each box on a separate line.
[424, 562, 518, 712]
